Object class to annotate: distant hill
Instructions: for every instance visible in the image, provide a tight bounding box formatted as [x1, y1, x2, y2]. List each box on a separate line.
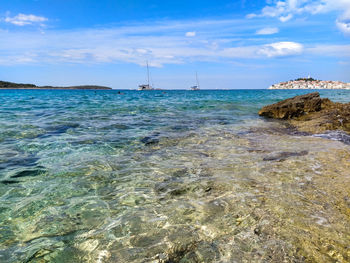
[268, 78, 350, 90]
[0, 81, 112, 90]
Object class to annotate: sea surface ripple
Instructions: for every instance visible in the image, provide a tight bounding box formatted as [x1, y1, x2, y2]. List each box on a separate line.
[1, 89, 350, 262]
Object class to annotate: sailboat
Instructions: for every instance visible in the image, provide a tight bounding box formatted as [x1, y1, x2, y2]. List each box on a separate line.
[138, 61, 154, 90]
[190, 72, 200, 90]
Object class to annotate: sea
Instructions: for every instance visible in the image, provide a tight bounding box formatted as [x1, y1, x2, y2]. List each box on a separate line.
[1, 89, 350, 262]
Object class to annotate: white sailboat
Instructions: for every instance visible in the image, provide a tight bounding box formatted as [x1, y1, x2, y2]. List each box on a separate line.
[190, 72, 200, 90]
[138, 61, 154, 90]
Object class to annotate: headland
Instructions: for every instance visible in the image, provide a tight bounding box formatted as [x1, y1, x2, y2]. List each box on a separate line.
[0, 80, 111, 90]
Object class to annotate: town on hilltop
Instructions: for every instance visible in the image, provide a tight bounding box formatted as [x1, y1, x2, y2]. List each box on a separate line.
[269, 76, 350, 90]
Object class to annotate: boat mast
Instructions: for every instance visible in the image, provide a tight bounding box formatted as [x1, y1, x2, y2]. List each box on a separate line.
[147, 61, 150, 87]
[196, 71, 200, 89]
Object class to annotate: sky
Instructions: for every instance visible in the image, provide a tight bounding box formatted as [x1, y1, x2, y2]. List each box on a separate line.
[0, 0, 349, 89]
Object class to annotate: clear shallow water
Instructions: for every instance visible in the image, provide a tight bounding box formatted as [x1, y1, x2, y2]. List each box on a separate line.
[1, 89, 350, 262]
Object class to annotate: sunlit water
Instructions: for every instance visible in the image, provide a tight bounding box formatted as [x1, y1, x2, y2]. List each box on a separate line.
[1, 89, 350, 263]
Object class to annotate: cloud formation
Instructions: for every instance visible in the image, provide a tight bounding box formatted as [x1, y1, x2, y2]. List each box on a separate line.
[185, 31, 196, 37]
[258, 41, 303, 57]
[4, 13, 47, 26]
[0, 18, 348, 66]
[336, 13, 350, 34]
[248, 0, 350, 33]
[256, 27, 279, 35]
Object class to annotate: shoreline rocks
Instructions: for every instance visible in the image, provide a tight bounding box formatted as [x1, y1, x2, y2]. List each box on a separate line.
[259, 92, 350, 134]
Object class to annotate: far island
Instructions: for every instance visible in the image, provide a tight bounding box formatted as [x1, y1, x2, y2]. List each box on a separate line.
[0, 80, 112, 90]
[269, 77, 350, 90]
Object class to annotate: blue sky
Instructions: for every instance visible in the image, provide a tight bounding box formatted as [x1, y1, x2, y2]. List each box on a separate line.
[0, 0, 349, 89]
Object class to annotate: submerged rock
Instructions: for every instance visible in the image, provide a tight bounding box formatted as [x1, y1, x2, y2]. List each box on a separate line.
[140, 132, 161, 146]
[1, 180, 20, 184]
[140, 136, 159, 145]
[263, 151, 308, 162]
[259, 92, 350, 134]
[11, 169, 45, 178]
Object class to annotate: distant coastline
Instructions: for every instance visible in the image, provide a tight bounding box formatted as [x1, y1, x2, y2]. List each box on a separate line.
[269, 78, 350, 90]
[0, 81, 112, 90]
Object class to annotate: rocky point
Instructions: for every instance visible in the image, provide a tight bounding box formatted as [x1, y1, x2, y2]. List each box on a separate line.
[259, 92, 350, 134]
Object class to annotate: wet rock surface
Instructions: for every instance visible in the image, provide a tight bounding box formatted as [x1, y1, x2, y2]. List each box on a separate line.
[259, 92, 350, 134]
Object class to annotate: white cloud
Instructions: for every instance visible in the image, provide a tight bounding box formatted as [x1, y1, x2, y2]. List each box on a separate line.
[258, 41, 303, 57]
[185, 31, 196, 37]
[337, 19, 350, 34]
[248, 0, 350, 33]
[279, 14, 293, 22]
[246, 13, 257, 19]
[4, 13, 47, 26]
[336, 11, 350, 34]
[0, 18, 348, 66]
[256, 27, 279, 35]
[0, 19, 257, 66]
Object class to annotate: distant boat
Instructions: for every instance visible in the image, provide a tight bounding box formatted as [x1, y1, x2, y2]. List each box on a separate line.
[138, 61, 154, 90]
[190, 72, 200, 90]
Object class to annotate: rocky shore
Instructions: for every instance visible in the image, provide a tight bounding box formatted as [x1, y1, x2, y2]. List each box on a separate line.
[269, 78, 350, 90]
[259, 92, 350, 134]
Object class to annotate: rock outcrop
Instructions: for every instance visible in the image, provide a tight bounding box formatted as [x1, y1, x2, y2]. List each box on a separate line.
[259, 92, 350, 134]
[258, 92, 326, 119]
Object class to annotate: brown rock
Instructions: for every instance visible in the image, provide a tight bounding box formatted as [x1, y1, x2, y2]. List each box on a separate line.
[258, 92, 324, 119]
[259, 92, 350, 134]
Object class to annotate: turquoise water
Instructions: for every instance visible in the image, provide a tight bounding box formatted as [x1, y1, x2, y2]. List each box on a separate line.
[1, 89, 350, 262]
